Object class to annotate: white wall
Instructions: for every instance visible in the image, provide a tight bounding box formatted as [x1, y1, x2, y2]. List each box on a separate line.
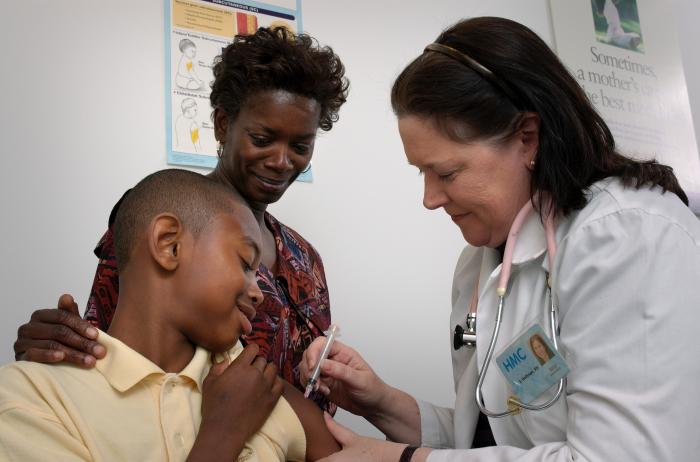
[0, 0, 698, 438]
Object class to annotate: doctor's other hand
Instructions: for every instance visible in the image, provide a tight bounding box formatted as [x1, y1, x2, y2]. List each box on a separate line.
[317, 413, 429, 462]
[13, 294, 106, 367]
[301, 338, 390, 418]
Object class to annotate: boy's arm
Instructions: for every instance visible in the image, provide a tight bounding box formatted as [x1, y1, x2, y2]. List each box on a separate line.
[0, 405, 91, 461]
[283, 381, 341, 461]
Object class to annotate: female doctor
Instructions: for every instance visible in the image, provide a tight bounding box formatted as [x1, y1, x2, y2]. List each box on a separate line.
[301, 17, 700, 462]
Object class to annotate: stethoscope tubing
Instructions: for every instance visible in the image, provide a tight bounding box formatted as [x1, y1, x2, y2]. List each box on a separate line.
[473, 196, 565, 417]
[475, 287, 565, 417]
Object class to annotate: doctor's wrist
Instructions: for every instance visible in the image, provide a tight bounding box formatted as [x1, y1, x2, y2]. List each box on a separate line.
[400, 445, 419, 462]
[398, 445, 431, 462]
[367, 386, 422, 445]
[365, 383, 402, 421]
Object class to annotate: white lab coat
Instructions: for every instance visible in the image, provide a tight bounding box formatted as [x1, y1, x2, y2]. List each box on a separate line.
[419, 178, 700, 461]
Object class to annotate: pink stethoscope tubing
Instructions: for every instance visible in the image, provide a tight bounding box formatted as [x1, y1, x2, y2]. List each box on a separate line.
[473, 198, 565, 418]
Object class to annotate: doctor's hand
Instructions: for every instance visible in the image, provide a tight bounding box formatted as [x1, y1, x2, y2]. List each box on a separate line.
[317, 414, 430, 462]
[302, 339, 425, 445]
[13, 294, 106, 367]
[301, 338, 390, 418]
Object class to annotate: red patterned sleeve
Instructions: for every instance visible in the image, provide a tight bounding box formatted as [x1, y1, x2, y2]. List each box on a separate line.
[83, 226, 120, 330]
[83, 191, 129, 330]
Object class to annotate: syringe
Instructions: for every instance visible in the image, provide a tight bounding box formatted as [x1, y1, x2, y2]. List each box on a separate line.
[304, 324, 340, 398]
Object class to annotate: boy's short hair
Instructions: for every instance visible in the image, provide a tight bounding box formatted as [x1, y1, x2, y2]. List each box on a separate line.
[114, 169, 241, 270]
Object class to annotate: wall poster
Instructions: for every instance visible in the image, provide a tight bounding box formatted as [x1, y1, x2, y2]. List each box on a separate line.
[549, 0, 700, 211]
[164, 0, 313, 182]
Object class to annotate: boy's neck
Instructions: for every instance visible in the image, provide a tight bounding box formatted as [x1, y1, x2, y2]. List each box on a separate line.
[107, 288, 196, 373]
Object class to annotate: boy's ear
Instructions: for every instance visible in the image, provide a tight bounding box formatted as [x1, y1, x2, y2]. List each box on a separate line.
[214, 108, 229, 143]
[148, 213, 184, 272]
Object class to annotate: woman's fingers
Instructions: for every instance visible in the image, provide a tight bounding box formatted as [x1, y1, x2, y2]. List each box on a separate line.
[57, 294, 80, 316]
[322, 340, 364, 367]
[319, 358, 366, 388]
[13, 295, 106, 367]
[17, 320, 104, 358]
[318, 383, 331, 396]
[29, 308, 90, 335]
[16, 345, 65, 363]
[302, 337, 326, 370]
[302, 339, 362, 384]
[15, 296, 105, 367]
[17, 341, 97, 367]
[323, 412, 356, 446]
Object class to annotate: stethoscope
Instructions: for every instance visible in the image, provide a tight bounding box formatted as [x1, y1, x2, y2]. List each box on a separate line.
[453, 198, 565, 417]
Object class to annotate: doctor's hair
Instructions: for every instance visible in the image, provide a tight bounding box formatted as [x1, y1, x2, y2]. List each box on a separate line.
[391, 17, 688, 215]
[210, 26, 349, 132]
[113, 169, 244, 271]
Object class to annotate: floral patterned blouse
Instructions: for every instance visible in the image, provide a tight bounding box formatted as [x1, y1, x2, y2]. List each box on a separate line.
[84, 192, 334, 411]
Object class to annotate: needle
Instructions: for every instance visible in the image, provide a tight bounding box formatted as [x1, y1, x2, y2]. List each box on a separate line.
[304, 324, 339, 398]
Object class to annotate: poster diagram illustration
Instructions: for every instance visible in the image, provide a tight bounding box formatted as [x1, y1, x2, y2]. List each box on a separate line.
[175, 38, 206, 91]
[165, 0, 310, 180]
[174, 97, 202, 152]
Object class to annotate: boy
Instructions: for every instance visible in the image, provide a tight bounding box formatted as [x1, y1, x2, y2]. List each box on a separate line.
[0, 169, 339, 461]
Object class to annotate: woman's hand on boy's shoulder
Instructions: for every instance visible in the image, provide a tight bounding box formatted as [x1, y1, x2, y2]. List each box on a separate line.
[13, 294, 106, 367]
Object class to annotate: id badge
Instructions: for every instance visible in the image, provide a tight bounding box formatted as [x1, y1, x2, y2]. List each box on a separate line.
[496, 323, 569, 404]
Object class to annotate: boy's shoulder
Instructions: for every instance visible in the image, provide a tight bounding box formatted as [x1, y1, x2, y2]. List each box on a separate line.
[0, 359, 97, 389]
[0, 360, 100, 414]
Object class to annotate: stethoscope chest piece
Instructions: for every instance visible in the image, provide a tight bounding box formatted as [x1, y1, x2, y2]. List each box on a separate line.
[453, 312, 477, 350]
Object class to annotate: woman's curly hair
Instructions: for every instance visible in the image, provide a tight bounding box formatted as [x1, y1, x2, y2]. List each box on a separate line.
[210, 26, 349, 131]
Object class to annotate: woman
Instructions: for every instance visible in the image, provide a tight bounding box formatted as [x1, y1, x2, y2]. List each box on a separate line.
[301, 17, 700, 461]
[13, 26, 349, 412]
[529, 334, 553, 366]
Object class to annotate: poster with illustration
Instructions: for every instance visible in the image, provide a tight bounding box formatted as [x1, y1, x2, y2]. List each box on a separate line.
[165, 0, 312, 181]
[591, 0, 643, 52]
[550, 0, 700, 211]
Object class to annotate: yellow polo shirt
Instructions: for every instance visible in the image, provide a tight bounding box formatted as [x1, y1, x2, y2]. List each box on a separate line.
[0, 331, 305, 461]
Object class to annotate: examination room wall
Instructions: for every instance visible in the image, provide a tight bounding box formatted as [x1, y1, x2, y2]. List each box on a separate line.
[1, 0, 699, 438]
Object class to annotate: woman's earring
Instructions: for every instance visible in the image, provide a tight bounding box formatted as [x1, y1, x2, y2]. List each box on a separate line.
[217, 142, 224, 158]
[530, 159, 536, 168]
